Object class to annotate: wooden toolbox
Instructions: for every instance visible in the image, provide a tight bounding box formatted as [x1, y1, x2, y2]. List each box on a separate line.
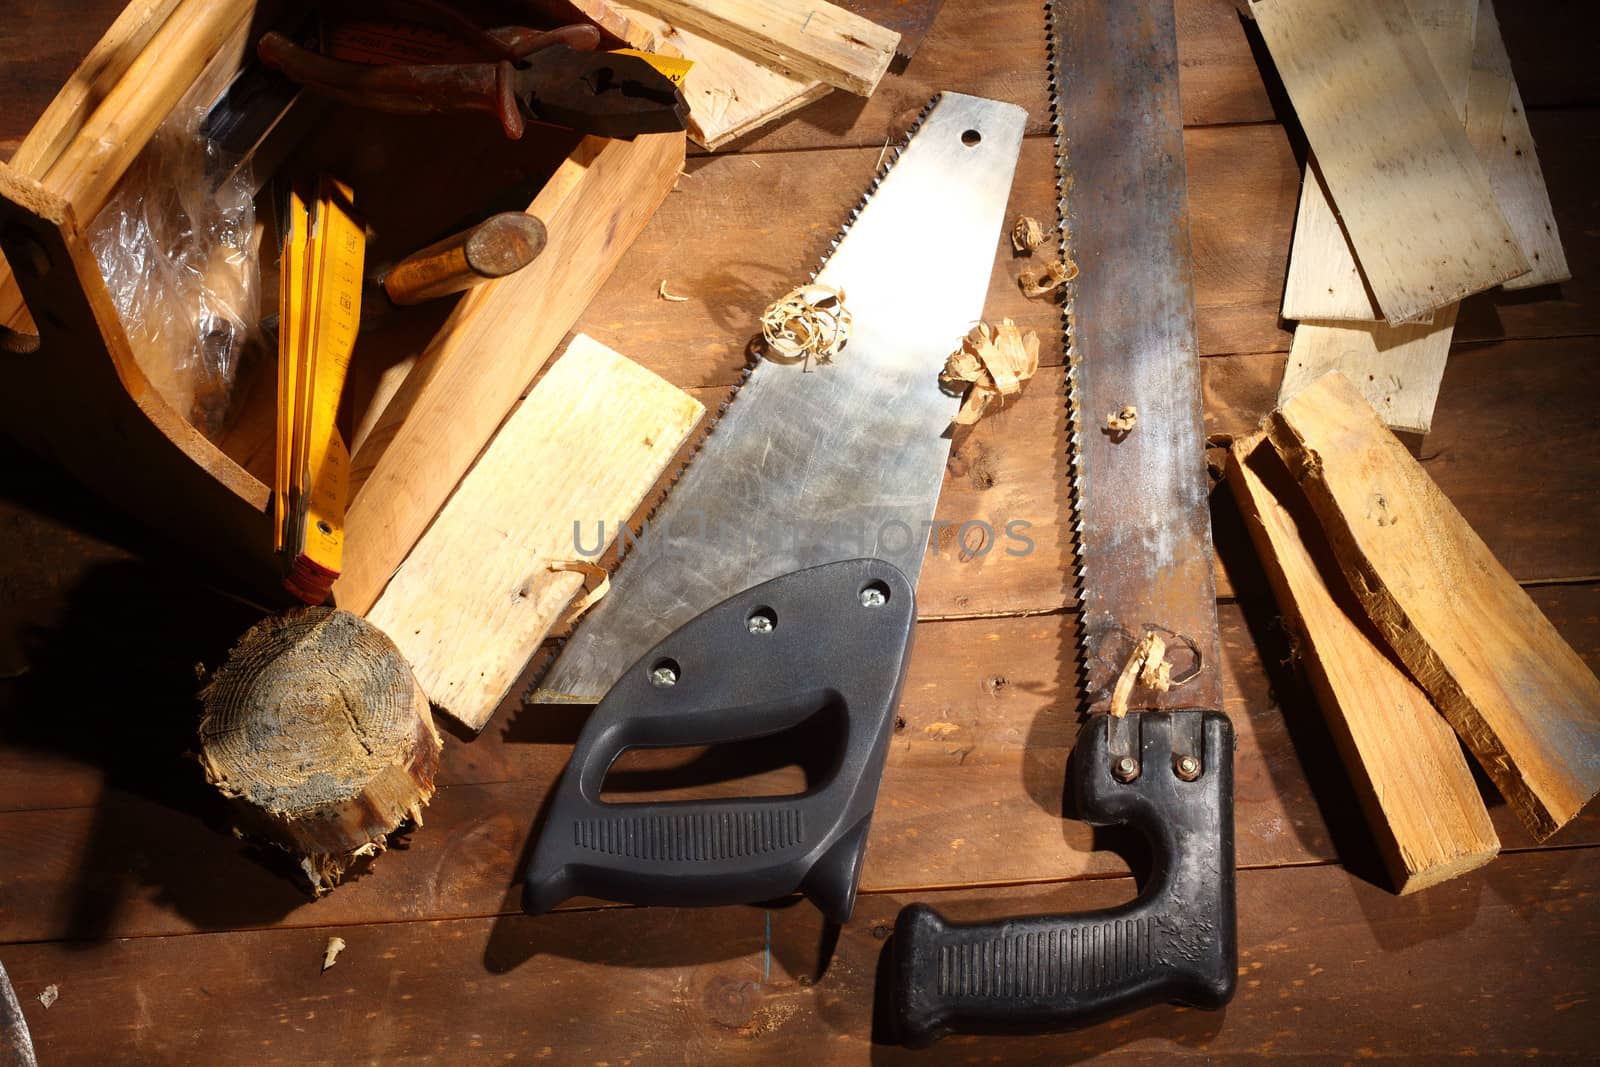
[0, 0, 684, 612]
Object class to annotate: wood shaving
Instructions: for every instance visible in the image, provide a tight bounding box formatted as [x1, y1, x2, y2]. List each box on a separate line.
[1018, 258, 1077, 298]
[322, 936, 347, 972]
[1011, 214, 1046, 253]
[1109, 631, 1174, 719]
[1106, 405, 1138, 438]
[38, 984, 58, 1009]
[940, 318, 1041, 425]
[549, 559, 610, 620]
[657, 280, 689, 302]
[761, 284, 852, 370]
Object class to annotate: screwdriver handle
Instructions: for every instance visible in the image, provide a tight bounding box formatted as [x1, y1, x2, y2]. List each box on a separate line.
[890, 711, 1237, 1046]
[382, 212, 547, 305]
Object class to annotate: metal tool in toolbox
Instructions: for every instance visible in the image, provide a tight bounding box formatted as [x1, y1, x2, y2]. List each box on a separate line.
[0, 961, 37, 1067]
[522, 93, 1027, 920]
[257, 18, 688, 141]
[889, 0, 1237, 1044]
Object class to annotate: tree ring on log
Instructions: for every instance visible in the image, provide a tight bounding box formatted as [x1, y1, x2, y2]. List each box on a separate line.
[198, 607, 442, 893]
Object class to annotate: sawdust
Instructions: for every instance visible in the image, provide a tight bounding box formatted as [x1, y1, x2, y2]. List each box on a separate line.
[760, 283, 852, 370]
[322, 936, 347, 972]
[940, 318, 1040, 425]
[549, 559, 611, 622]
[658, 280, 689, 302]
[1011, 214, 1046, 253]
[38, 984, 58, 1009]
[1106, 405, 1139, 440]
[1018, 258, 1077, 298]
[1109, 631, 1174, 718]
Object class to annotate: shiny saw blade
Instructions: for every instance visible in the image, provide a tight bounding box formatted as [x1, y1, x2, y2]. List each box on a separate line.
[534, 92, 1026, 704]
[1049, 0, 1224, 713]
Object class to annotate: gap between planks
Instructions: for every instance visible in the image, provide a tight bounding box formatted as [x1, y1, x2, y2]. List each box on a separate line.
[24, 847, 1600, 949]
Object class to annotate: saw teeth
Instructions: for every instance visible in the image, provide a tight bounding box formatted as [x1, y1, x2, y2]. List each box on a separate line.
[524, 95, 952, 705]
[1045, 0, 1093, 703]
[804, 92, 944, 283]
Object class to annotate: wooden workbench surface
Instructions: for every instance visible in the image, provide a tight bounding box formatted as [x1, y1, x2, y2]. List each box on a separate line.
[2, 1, 1597, 1062]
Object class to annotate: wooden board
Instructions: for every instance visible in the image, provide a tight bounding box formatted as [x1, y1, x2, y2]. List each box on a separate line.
[1228, 437, 1498, 894]
[1466, 0, 1570, 290]
[366, 336, 704, 733]
[1279, 0, 1476, 324]
[4, 851, 1600, 1063]
[615, 4, 832, 151]
[1250, 0, 1527, 324]
[623, 0, 899, 96]
[1265, 372, 1600, 840]
[335, 130, 686, 616]
[1277, 304, 1458, 434]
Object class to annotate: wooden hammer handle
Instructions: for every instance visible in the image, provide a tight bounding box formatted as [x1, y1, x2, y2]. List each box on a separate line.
[382, 212, 548, 306]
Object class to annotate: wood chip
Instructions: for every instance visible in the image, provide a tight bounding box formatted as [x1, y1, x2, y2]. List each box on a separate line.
[1011, 214, 1046, 253]
[549, 559, 611, 622]
[322, 936, 346, 972]
[1108, 631, 1174, 719]
[760, 283, 852, 369]
[1105, 404, 1138, 437]
[1017, 258, 1077, 298]
[940, 318, 1041, 425]
[657, 280, 689, 302]
[38, 984, 58, 1009]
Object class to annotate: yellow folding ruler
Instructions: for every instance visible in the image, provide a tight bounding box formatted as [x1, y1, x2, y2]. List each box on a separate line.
[275, 177, 364, 604]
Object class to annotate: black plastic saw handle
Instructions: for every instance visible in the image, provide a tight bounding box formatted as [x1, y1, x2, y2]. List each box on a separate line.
[891, 710, 1236, 1046]
[523, 559, 916, 922]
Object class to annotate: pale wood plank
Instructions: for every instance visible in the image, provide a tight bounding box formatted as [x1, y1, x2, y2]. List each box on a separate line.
[366, 336, 703, 733]
[1279, 0, 1476, 324]
[1277, 304, 1458, 434]
[1265, 372, 1600, 841]
[1466, 0, 1570, 290]
[613, 4, 831, 151]
[1251, 0, 1527, 324]
[1228, 437, 1498, 894]
[335, 130, 686, 616]
[623, 0, 899, 96]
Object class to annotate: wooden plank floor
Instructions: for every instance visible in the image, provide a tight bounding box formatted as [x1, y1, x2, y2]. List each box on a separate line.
[2, 1, 1598, 1062]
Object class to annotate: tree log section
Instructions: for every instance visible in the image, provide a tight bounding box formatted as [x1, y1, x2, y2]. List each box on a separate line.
[197, 607, 442, 892]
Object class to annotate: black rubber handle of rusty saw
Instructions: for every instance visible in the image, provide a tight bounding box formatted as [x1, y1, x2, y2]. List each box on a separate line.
[890, 710, 1236, 1046]
[523, 559, 916, 923]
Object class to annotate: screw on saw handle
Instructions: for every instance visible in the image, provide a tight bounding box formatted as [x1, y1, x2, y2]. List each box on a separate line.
[523, 559, 917, 923]
[890, 710, 1236, 1046]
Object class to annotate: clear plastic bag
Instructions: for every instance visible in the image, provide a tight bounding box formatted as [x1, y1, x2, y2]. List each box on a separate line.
[90, 101, 261, 439]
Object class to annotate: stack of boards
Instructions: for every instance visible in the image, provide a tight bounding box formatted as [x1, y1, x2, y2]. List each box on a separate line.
[1250, 0, 1568, 434]
[1229, 373, 1600, 895]
[275, 178, 365, 604]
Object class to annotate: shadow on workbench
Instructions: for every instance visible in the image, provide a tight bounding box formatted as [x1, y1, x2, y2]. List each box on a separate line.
[0, 439, 314, 939]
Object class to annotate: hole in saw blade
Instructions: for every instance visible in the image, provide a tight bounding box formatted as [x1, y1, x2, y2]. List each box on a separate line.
[961, 128, 982, 146]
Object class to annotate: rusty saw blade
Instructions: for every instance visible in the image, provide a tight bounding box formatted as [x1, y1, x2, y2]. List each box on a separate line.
[1051, 0, 1223, 713]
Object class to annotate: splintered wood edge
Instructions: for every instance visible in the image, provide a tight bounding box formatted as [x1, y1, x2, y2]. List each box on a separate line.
[1225, 434, 1499, 892]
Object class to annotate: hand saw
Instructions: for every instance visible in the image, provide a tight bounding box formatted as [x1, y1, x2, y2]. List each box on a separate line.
[888, 0, 1237, 1043]
[522, 93, 1027, 921]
